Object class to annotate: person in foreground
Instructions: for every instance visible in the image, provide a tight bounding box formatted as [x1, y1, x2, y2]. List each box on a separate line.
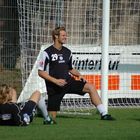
[38, 27, 115, 122]
[0, 84, 54, 126]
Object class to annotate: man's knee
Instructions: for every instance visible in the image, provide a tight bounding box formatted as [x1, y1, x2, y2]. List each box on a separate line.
[83, 83, 93, 92]
[30, 90, 41, 103]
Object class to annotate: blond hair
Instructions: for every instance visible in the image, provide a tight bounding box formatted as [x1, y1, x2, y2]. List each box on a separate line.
[0, 84, 12, 104]
[52, 27, 66, 41]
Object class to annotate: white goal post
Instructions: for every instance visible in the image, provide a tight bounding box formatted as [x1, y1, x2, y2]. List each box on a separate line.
[17, 0, 140, 114]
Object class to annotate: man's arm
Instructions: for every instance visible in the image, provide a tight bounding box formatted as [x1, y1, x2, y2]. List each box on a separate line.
[9, 87, 17, 103]
[69, 68, 86, 81]
[38, 70, 57, 83]
[69, 68, 81, 77]
[38, 70, 67, 87]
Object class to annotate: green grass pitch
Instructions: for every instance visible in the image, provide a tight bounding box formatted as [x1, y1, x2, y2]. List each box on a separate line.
[0, 108, 140, 140]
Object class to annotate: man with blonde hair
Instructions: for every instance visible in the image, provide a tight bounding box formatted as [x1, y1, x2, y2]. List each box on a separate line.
[38, 27, 115, 123]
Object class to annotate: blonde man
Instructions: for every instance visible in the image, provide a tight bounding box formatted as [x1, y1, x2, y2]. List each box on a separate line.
[38, 27, 115, 122]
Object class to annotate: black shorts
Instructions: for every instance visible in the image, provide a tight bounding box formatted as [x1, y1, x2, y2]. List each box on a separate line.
[20, 100, 36, 122]
[47, 78, 86, 111]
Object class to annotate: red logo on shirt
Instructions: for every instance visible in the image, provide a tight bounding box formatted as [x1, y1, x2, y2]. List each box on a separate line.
[39, 61, 44, 66]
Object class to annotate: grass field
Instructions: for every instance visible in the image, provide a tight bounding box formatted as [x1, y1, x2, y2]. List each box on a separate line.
[0, 108, 140, 140]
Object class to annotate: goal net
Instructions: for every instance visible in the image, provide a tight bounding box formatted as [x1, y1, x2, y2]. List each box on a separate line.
[17, 0, 140, 114]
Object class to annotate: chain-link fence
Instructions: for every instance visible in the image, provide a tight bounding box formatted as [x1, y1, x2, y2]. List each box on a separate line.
[0, 0, 22, 94]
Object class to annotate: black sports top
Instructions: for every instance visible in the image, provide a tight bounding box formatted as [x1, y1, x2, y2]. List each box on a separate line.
[38, 45, 73, 82]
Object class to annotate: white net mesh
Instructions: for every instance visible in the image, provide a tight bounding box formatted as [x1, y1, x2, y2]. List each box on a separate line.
[17, 0, 140, 113]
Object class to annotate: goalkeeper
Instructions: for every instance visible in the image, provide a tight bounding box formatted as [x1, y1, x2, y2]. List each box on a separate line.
[38, 27, 115, 123]
[0, 84, 54, 126]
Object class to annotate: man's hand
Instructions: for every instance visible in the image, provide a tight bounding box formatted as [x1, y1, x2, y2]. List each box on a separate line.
[79, 75, 87, 82]
[55, 79, 67, 87]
